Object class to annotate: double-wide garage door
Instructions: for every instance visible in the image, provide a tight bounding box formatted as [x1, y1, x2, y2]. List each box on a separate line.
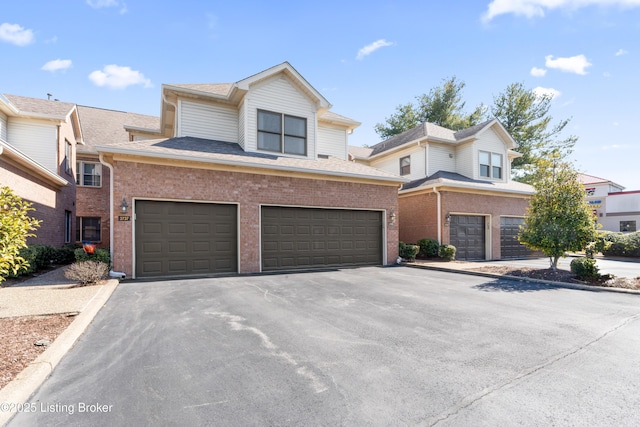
[261, 206, 383, 271]
[135, 202, 383, 278]
[135, 201, 237, 278]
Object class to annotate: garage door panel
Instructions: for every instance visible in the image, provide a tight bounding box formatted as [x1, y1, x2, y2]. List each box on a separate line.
[136, 201, 237, 278]
[450, 215, 485, 261]
[261, 207, 382, 271]
[500, 217, 538, 259]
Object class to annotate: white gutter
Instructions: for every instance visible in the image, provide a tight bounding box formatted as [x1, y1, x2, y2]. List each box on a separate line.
[162, 93, 179, 137]
[94, 145, 407, 184]
[433, 186, 442, 244]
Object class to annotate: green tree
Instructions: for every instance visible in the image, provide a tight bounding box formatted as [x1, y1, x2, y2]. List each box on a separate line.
[491, 82, 577, 183]
[518, 156, 596, 270]
[374, 76, 486, 139]
[0, 186, 40, 282]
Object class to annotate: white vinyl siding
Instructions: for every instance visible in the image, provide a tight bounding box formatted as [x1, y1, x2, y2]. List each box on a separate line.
[0, 112, 7, 141]
[238, 99, 246, 150]
[455, 143, 474, 178]
[178, 100, 238, 142]
[7, 117, 58, 173]
[245, 76, 316, 158]
[475, 129, 508, 181]
[427, 144, 455, 176]
[317, 125, 347, 159]
[371, 147, 425, 180]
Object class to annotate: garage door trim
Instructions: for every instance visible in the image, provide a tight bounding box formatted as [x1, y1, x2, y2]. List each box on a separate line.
[132, 198, 240, 279]
[259, 203, 388, 272]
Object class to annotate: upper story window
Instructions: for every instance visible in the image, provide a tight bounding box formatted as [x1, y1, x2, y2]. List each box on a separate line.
[479, 151, 502, 179]
[64, 139, 73, 174]
[400, 156, 411, 176]
[76, 161, 102, 187]
[258, 110, 307, 156]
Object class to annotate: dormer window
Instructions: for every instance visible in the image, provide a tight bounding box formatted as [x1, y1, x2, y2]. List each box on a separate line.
[400, 156, 411, 176]
[258, 110, 307, 156]
[479, 151, 502, 179]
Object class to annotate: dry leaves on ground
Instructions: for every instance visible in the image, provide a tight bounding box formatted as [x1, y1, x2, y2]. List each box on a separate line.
[0, 314, 75, 390]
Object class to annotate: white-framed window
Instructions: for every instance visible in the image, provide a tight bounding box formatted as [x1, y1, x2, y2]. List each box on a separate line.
[65, 211, 72, 244]
[620, 220, 636, 232]
[76, 217, 101, 242]
[479, 151, 503, 179]
[257, 110, 307, 155]
[400, 156, 411, 176]
[65, 139, 73, 174]
[76, 161, 102, 187]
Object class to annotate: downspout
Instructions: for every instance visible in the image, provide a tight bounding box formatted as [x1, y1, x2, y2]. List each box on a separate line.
[433, 186, 442, 244]
[99, 153, 126, 279]
[162, 93, 178, 137]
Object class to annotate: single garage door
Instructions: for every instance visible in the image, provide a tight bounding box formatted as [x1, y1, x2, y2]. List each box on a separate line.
[135, 201, 237, 278]
[500, 217, 538, 259]
[450, 215, 485, 260]
[261, 206, 382, 271]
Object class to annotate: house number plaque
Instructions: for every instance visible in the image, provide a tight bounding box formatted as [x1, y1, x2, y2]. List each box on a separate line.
[118, 215, 131, 221]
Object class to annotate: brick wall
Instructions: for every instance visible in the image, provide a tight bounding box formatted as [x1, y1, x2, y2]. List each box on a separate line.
[75, 155, 111, 248]
[397, 188, 530, 259]
[110, 160, 399, 276]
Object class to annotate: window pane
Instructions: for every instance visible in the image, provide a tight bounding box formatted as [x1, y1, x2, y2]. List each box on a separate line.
[258, 111, 281, 133]
[84, 163, 96, 175]
[284, 116, 306, 137]
[480, 165, 490, 177]
[491, 153, 502, 167]
[284, 136, 306, 155]
[479, 152, 490, 165]
[258, 132, 281, 152]
[82, 218, 101, 241]
[492, 166, 502, 179]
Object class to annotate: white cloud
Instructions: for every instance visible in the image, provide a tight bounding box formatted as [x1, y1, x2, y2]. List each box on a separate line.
[482, 0, 640, 23]
[602, 143, 630, 150]
[86, 0, 127, 14]
[533, 86, 561, 100]
[530, 67, 547, 77]
[42, 59, 73, 73]
[356, 39, 394, 60]
[545, 54, 592, 75]
[0, 23, 35, 46]
[615, 48, 628, 56]
[88, 65, 152, 89]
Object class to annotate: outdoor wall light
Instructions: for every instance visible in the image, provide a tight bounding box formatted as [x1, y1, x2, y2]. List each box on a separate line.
[389, 211, 396, 226]
[120, 197, 129, 214]
[445, 213, 451, 225]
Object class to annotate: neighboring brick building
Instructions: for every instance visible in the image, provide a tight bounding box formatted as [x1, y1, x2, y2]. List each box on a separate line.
[0, 94, 81, 247]
[350, 120, 535, 260]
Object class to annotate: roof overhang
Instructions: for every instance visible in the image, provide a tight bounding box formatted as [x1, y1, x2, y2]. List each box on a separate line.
[399, 181, 535, 197]
[0, 141, 68, 187]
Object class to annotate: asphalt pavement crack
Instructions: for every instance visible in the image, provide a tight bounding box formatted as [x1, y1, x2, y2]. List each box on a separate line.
[430, 311, 640, 426]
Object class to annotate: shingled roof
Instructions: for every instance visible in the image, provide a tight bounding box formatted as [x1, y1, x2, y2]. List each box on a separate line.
[401, 170, 534, 195]
[3, 94, 76, 118]
[365, 119, 498, 158]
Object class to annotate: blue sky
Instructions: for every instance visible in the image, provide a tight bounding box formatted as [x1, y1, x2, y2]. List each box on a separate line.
[2, 0, 639, 187]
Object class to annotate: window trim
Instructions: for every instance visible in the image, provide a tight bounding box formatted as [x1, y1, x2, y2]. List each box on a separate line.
[399, 155, 411, 176]
[479, 150, 503, 180]
[76, 161, 103, 188]
[257, 109, 307, 156]
[64, 139, 73, 175]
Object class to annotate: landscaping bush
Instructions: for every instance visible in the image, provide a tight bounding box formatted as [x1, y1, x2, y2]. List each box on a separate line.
[438, 244, 456, 261]
[417, 238, 440, 258]
[10, 244, 56, 277]
[53, 243, 81, 265]
[570, 257, 600, 279]
[64, 260, 109, 286]
[74, 247, 111, 266]
[399, 242, 420, 261]
[601, 231, 640, 257]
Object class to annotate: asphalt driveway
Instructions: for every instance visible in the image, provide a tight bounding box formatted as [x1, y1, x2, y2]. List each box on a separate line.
[9, 267, 640, 426]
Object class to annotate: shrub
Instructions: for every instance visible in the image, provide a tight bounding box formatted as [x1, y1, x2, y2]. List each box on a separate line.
[601, 231, 640, 257]
[53, 243, 81, 265]
[9, 244, 56, 277]
[439, 245, 456, 261]
[74, 247, 111, 266]
[570, 257, 600, 279]
[399, 242, 420, 261]
[417, 238, 440, 258]
[64, 261, 109, 286]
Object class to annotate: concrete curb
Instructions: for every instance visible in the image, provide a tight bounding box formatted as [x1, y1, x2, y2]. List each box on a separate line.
[0, 279, 119, 426]
[405, 263, 640, 295]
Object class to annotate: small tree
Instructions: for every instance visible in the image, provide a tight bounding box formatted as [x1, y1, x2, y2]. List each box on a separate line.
[0, 186, 41, 282]
[519, 156, 596, 270]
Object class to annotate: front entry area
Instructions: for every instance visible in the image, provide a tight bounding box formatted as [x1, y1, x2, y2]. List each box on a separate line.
[261, 206, 383, 271]
[135, 200, 237, 278]
[449, 215, 486, 260]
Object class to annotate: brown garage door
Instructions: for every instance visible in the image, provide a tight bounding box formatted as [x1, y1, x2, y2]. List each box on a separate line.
[500, 217, 538, 259]
[449, 215, 485, 260]
[135, 201, 237, 278]
[261, 206, 382, 271]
